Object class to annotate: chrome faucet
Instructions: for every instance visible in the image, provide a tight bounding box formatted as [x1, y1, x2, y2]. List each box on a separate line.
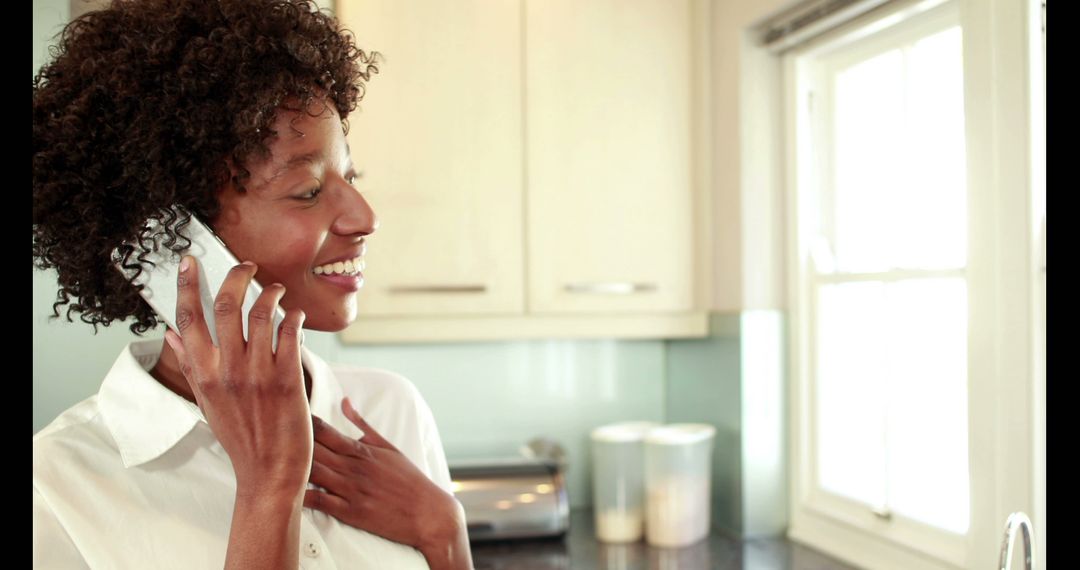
[998, 511, 1036, 570]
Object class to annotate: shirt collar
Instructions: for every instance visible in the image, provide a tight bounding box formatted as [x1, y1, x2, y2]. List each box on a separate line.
[99, 338, 342, 469]
[303, 341, 344, 428]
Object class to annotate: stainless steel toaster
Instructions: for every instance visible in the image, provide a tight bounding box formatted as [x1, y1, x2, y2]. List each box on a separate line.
[449, 458, 570, 541]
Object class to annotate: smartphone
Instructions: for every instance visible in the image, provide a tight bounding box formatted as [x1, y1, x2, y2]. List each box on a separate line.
[112, 206, 291, 352]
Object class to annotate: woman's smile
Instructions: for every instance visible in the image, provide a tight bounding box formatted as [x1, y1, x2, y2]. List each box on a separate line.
[313, 249, 367, 292]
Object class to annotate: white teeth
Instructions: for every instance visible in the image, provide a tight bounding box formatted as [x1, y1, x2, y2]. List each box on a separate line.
[314, 256, 364, 276]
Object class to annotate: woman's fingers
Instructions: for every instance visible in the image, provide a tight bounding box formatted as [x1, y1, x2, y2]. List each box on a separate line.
[246, 282, 287, 365]
[341, 398, 397, 451]
[163, 328, 197, 400]
[313, 438, 378, 477]
[174, 255, 217, 378]
[312, 415, 368, 458]
[309, 454, 352, 490]
[304, 488, 352, 519]
[274, 308, 306, 370]
[302, 413, 452, 548]
[163, 327, 185, 359]
[213, 261, 258, 366]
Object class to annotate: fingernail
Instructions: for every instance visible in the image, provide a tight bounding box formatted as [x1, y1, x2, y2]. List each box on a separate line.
[241, 261, 255, 267]
[180, 256, 191, 273]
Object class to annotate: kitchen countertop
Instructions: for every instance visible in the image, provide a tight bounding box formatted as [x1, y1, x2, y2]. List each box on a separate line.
[469, 508, 862, 570]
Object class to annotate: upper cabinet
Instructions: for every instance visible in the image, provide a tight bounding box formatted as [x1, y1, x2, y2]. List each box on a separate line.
[525, 0, 695, 314]
[341, 0, 525, 317]
[337, 0, 708, 343]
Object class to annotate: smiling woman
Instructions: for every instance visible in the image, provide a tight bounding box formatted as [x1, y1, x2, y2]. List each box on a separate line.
[31, 1, 471, 568]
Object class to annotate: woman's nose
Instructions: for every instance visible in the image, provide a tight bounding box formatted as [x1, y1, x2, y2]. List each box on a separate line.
[332, 181, 379, 237]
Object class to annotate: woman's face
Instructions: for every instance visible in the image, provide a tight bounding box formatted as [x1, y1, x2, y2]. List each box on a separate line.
[210, 100, 377, 332]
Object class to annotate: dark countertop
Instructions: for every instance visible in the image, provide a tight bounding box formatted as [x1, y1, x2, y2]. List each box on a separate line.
[469, 508, 862, 570]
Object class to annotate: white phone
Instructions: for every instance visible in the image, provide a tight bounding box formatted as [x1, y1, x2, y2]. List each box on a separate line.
[112, 206, 290, 351]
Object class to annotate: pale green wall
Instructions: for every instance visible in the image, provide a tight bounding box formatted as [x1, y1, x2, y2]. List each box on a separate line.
[33, 0, 66, 76]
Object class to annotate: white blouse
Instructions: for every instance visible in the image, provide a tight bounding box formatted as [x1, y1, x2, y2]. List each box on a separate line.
[33, 338, 453, 569]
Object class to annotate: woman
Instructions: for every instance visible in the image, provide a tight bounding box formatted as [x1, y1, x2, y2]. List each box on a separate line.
[32, 1, 472, 568]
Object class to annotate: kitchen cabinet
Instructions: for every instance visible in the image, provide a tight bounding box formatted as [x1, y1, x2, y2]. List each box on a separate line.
[339, 0, 525, 317]
[337, 0, 707, 343]
[525, 0, 695, 314]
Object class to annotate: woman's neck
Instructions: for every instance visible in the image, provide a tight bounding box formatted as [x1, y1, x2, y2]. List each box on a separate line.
[150, 336, 313, 405]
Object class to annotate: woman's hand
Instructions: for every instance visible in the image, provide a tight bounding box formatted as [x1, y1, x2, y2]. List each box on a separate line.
[306, 398, 471, 567]
[163, 256, 313, 497]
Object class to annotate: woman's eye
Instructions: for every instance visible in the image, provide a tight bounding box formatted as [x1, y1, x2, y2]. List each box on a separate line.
[298, 187, 321, 200]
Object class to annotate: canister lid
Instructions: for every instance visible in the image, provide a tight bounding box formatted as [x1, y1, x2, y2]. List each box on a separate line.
[590, 421, 660, 442]
[644, 423, 716, 445]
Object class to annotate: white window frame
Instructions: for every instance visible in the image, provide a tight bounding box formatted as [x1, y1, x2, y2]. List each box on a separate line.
[781, 0, 1042, 568]
[1026, 0, 1045, 567]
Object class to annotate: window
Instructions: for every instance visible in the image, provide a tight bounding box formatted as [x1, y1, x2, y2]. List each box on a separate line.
[810, 10, 970, 535]
[779, 0, 1043, 567]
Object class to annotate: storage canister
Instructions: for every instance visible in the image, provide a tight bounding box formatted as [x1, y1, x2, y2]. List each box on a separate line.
[590, 421, 659, 543]
[643, 423, 717, 548]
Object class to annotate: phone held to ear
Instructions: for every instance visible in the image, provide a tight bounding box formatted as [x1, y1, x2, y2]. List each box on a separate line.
[112, 206, 293, 352]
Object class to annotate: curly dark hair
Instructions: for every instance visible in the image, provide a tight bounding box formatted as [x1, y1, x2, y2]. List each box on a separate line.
[33, 0, 380, 335]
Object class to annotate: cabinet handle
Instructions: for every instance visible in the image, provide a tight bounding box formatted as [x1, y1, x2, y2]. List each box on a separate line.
[387, 285, 488, 294]
[563, 282, 657, 294]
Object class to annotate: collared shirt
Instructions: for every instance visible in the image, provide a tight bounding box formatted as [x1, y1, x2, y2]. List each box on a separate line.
[33, 338, 453, 569]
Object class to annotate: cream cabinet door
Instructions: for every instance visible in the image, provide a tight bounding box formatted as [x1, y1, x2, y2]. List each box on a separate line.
[525, 0, 695, 314]
[339, 0, 524, 316]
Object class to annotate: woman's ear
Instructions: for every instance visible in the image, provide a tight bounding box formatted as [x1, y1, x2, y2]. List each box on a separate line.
[205, 159, 243, 229]
[216, 156, 249, 197]
[223, 156, 241, 185]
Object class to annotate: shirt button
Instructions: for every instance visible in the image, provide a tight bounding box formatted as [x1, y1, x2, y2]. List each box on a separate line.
[304, 541, 321, 558]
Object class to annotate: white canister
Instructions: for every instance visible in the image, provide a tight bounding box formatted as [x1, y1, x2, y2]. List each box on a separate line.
[643, 423, 717, 548]
[590, 421, 660, 543]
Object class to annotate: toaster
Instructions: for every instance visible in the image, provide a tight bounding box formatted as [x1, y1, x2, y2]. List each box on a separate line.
[449, 458, 570, 541]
